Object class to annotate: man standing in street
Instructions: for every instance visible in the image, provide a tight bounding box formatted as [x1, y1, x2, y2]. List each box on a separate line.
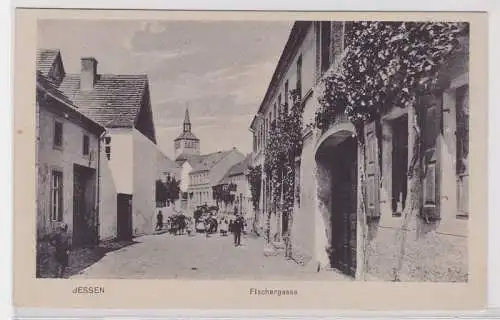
[232, 215, 244, 247]
[155, 210, 163, 231]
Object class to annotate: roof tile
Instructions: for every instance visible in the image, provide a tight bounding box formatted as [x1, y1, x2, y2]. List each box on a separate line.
[58, 74, 148, 128]
[36, 49, 59, 77]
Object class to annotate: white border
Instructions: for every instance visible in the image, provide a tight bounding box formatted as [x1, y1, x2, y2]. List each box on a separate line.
[4, 0, 499, 318]
[11, 0, 494, 11]
[2, 1, 12, 320]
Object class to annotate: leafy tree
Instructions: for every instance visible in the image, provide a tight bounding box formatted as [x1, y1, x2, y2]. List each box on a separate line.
[155, 179, 167, 206]
[165, 176, 181, 205]
[156, 176, 181, 207]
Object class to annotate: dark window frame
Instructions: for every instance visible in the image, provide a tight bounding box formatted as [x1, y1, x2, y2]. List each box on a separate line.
[83, 134, 90, 156]
[53, 120, 63, 149]
[51, 170, 63, 221]
[296, 54, 303, 98]
[320, 21, 332, 73]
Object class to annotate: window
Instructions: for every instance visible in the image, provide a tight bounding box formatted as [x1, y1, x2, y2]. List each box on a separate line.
[175, 141, 180, 149]
[83, 134, 89, 156]
[278, 94, 282, 119]
[296, 55, 302, 97]
[284, 80, 289, 113]
[51, 170, 63, 221]
[320, 21, 332, 73]
[53, 121, 63, 148]
[456, 84, 469, 218]
[456, 85, 469, 175]
[274, 103, 277, 122]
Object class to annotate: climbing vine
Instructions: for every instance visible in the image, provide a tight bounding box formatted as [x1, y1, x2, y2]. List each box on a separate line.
[246, 165, 262, 211]
[263, 89, 305, 255]
[315, 21, 469, 280]
[246, 164, 262, 235]
[316, 21, 468, 132]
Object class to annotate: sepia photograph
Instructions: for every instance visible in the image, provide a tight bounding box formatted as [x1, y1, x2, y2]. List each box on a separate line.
[34, 18, 471, 282]
[12, 8, 488, 311]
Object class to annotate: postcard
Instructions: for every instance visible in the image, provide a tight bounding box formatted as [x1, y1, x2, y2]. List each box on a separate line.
[13, 8, 488, 310]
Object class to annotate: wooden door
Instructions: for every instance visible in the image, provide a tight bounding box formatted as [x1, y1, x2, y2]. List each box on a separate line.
[331, 138, 357, 277]
[73, 166, 97, 247]
[420, 94, 442, 220]
[73, 168, 85, 247]
[117, 194, 133, 240]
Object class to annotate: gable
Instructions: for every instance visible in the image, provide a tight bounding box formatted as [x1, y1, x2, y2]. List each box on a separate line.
[134, 85, 156, 144]
[36, 49, 65, 84]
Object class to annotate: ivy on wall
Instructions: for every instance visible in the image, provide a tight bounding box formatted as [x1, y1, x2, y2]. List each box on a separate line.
[263, 90, 305, 255]
[315, 21, 469, 280]
[247, 165, 262, 211]
[316, 21, 468, 133]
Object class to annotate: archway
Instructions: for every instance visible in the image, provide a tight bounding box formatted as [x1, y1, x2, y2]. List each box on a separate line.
[315, 131, 358, 277]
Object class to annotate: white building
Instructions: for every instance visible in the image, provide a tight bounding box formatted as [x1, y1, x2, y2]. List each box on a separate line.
[37, 49, 178, 240]
[36, 69, 105, 248]
[173, 108, 246, 214]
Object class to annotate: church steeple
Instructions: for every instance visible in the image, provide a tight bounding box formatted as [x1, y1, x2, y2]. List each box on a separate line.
[183, 108, 191, 133]
[174, 107, 200, 160]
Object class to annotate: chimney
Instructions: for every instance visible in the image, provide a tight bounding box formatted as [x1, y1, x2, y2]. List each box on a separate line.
[80, 57, 98, 91]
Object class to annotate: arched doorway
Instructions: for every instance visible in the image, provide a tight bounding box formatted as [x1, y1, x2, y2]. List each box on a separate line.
[315, 132, 358, 277]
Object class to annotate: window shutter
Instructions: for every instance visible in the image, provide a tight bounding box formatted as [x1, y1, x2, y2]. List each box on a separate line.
[364, 121, 380, 219]
[420, 93, 442, 221]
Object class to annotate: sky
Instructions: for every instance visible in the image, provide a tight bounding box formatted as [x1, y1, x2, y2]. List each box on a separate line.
[37, 20, 293, 159]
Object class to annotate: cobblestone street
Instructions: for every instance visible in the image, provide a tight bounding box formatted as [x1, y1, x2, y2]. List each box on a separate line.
[70, 232, 350, 280]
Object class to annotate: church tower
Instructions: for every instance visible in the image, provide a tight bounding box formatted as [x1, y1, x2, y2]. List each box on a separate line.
[174, 108, 200, 160]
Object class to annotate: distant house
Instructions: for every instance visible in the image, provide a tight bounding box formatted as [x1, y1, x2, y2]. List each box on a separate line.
[36, 48, 178, 241]
[36, 70, 105, 248]
[213, 155, 254, 221]
[173, 108, 246, 213]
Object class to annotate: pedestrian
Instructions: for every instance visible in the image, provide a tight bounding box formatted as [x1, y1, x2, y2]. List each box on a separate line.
[155, 210, 163, 231]
[232, 215, 244, 247]
[50, 223, 70, 278]
[186, 217, 194, 236]
[220, 217, 229, 236]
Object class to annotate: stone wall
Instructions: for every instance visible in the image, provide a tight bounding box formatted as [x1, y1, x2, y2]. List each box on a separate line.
[366, 221, 468, 282]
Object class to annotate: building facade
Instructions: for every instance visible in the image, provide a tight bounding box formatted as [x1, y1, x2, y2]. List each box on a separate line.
[36, 70, 105, 248]
[37, 49, 176, 241]
[213, 155, 254, 222]
[250, 21, 469, 281]
[174, 108, 246, 214]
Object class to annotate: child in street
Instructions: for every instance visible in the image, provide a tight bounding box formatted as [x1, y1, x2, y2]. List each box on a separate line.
[50, 223, 70, 278]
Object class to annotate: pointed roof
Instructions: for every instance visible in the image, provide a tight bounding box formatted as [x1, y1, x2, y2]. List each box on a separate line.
[174, 131, 199, 141]
[175, 107, 199, 141]
[36, 70, 105, 135]
[36, 49, 59, 77]
[36, 48, 152, 131]
[184, 108, 191, 125]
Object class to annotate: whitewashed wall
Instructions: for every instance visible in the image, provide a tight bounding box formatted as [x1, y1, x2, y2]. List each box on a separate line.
[36, 104, 99, 240]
